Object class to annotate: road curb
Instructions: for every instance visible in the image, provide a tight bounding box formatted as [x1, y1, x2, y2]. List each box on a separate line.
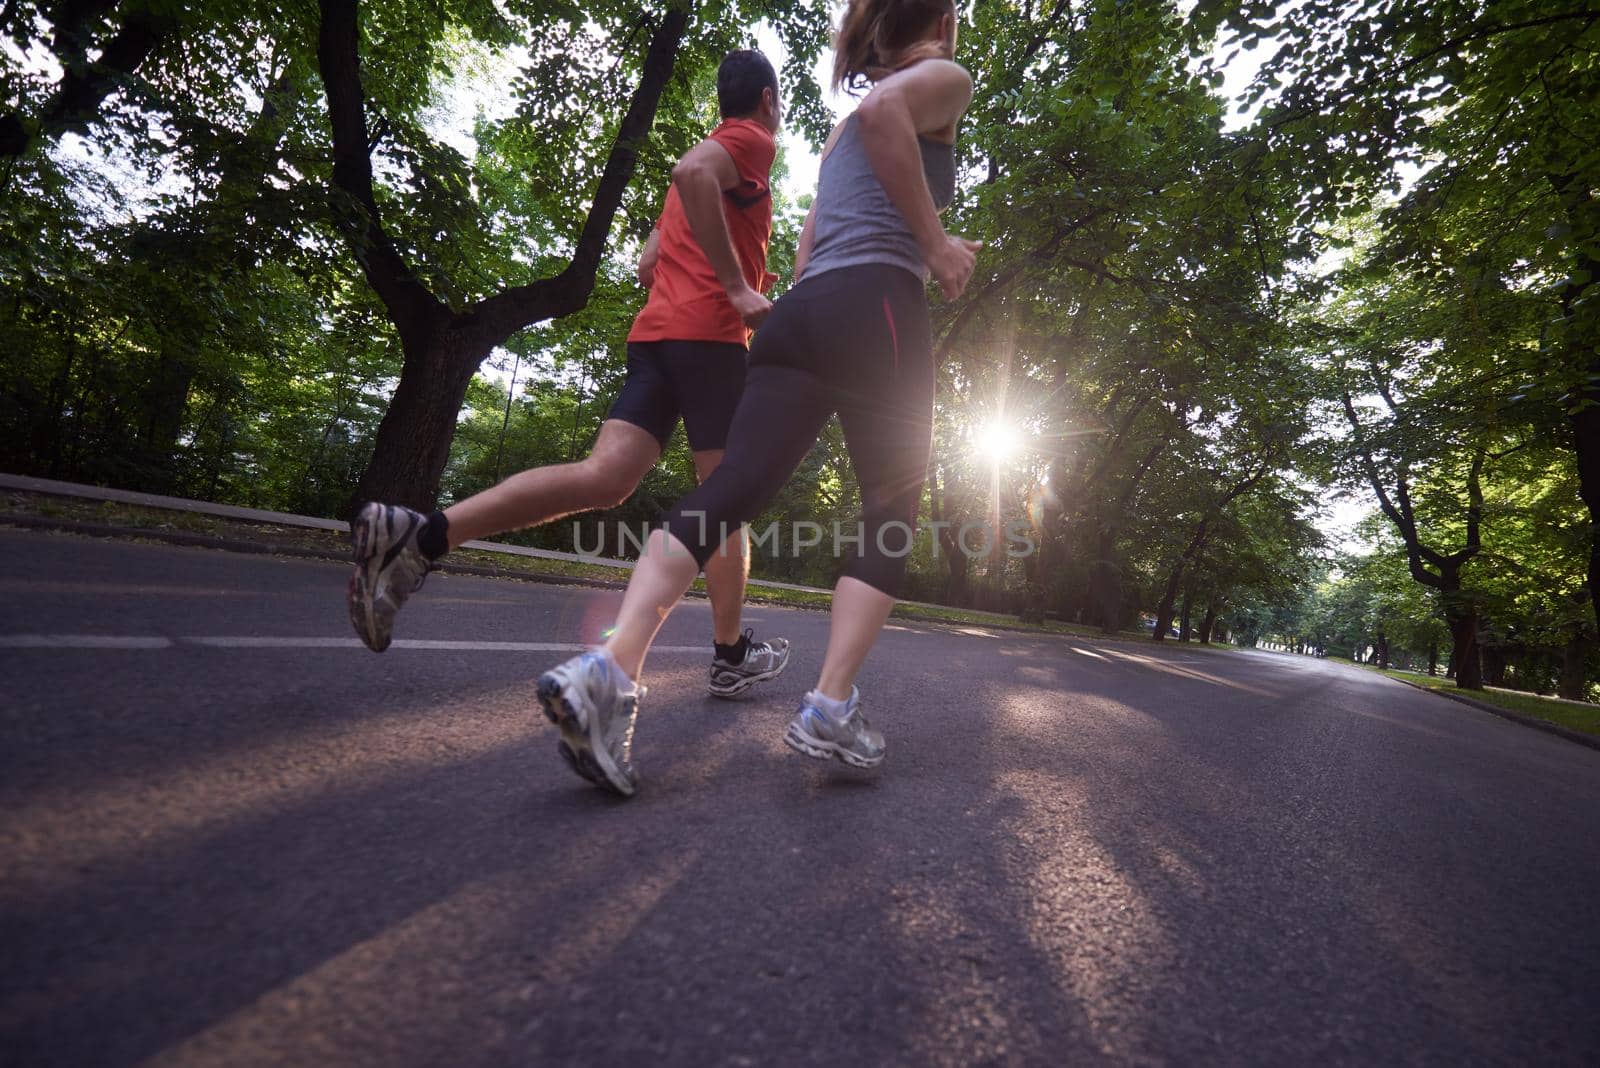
[1, 515, 867, 613]
[1387, 675, 1600, 752]
[0, 514, 632, 594]
[2, 515, 1211, 646]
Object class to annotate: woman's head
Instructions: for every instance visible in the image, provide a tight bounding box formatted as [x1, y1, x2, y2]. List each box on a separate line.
[832, 0, 957, 93]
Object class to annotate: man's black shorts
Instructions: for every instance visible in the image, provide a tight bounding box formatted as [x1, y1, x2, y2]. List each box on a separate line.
[606, 340, 748, 452]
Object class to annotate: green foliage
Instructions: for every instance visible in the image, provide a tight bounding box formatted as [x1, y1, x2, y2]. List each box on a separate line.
[2, 0, 1595, 703]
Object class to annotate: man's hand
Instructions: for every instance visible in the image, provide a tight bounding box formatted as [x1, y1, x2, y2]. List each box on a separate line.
[728, 283, 772, 329]
[637, 228, 661, 288]
[926, 235, 982, 301]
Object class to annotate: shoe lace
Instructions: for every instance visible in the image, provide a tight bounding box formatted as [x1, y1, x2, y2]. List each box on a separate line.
[411, 561, 435, 595]
[741, 626, 772, 658]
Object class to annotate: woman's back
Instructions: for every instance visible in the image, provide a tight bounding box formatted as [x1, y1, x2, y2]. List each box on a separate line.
[803, 114, 955, 284]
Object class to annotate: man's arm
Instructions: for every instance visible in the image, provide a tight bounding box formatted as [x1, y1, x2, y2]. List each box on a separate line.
[671, 138, 771, 328]
[637, 227, 661, 288]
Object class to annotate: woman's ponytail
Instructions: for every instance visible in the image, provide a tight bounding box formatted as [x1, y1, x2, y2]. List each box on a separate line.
[831, 0, 955, 93]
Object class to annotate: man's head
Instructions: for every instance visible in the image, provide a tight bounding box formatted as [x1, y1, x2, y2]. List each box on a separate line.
[718, 49, 782, 133]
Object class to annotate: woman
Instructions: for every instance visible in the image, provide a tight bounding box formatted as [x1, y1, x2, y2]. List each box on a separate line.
[537, 0, 980, 796]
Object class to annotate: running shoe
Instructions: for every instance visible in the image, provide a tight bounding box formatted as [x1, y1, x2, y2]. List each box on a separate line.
[536, 650, 643, 797]
[782, 687, 885, 768]
[708, 628, 792, 699]
[348, 502, 433, 653]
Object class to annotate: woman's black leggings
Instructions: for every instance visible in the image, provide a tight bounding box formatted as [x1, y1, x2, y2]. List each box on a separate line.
[663, 263, 933, 597]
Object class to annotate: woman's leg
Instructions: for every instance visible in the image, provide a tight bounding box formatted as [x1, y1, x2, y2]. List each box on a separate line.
[603, 364, 834, 681]
[811, 274, 935, 700]
[602, 527, 703, 681]
[816, 577, 899, 699]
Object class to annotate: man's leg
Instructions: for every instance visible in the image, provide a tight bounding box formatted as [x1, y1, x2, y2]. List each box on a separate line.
[442, 420, 660, 548]
[694, 446, 792, 698]
[602, 364, 833, 681]
[348, 419, 660, 653]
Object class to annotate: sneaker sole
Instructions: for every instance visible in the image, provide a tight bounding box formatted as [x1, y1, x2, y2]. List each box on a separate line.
[707, 650, 791, 699]
[536, 672, 635, 797]
[782, 721, 884, 769]
[347, 509, 390, 653]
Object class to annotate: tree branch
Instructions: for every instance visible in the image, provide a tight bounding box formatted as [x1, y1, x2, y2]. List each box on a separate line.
[2, 0, 171, 158]
[1081, 394, 1153, 492]
[467, 3, 690, 347]
[47, 0, 117, 65]
[1341, 390, 1444, 589]
[1398, 11, 1600, 74]
[935, 206, 1111, 363]
[317, 0, 445, 348]
[1111, 430, 1175, 513]
[0, 0, 22, 37]
[46, 6, 168, 122]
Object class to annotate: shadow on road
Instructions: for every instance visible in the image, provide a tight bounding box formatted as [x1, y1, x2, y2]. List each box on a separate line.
[5, 554, 1600, 1065]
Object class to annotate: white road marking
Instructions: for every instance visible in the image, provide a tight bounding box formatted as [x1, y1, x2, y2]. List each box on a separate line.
[0, 634, 174, 649]
[1, 635, 706, 654]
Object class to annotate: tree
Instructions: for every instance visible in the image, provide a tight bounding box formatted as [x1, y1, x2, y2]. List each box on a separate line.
[1191, 0, 1600, 631]
[316, 0, 689, 509]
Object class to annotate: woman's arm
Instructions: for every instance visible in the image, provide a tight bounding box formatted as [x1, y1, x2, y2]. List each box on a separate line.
[794, 203, 818, 280]
[854, 59, 979, 298]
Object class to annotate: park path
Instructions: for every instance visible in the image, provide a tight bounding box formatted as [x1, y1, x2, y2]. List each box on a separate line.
[3, 529, 1597, 1066]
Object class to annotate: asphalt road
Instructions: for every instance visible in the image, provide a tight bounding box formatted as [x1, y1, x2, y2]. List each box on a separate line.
[3, 528, 1598, 1067]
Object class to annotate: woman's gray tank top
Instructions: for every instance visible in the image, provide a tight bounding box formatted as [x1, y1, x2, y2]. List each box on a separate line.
[804, 113, 956, 283]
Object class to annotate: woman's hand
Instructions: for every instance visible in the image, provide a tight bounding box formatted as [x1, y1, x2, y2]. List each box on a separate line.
[927, 235, 982, 300]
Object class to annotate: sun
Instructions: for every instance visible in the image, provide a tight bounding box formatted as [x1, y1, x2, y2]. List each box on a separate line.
[974, 421, 1022, 464]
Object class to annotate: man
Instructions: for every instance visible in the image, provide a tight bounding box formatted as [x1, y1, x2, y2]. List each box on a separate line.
[347, 49, 791, 702]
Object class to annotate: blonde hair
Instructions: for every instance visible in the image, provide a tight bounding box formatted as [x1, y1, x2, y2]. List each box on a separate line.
[831, 0, 955, 93]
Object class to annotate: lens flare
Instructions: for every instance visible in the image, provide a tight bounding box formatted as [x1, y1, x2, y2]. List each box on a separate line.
[975, 421, 1022, 464]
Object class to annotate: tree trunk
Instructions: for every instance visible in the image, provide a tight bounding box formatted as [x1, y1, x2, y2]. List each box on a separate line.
[1089, 526, 1122, 633]
[1427, 641, 1438, 677]
[1198, 599, 1219, 644]
[1447, 602, 1483, 690]
[928, 462, 970, 607]
[1375, 632, 1389, 671]
[319, 0, 688, 512]
[1481, 645, 1508, 688]
[1559, 631, 1590, 701]
[130, 61, 304, 493]
[1151, 559, 1185, 641]
[1177, 588, 1193, 642]
[354, 335, 484, 508]
[1572, 391, 1600, 636]
[1019, 531, 1049, 623]
[136, 348, 195, 492]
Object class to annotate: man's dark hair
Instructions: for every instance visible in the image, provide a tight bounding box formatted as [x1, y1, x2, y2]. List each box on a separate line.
[717, 49, 779, 118]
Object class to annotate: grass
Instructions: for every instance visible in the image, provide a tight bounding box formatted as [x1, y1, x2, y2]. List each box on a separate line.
[1342, 658, 1600, 738]
[3, 489, 1169, 643]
